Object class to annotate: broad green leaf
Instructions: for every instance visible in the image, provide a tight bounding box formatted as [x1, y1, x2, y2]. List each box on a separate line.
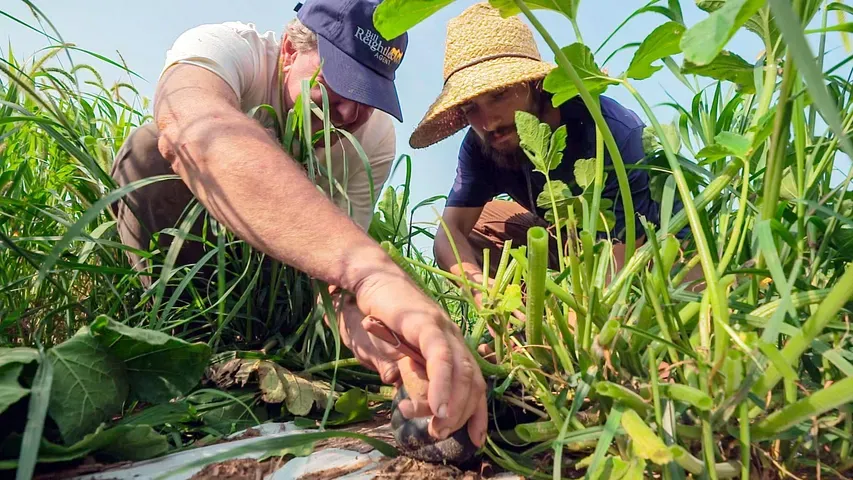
[372, 0, 454, 40]
[696, 131, 750, 162]
[0, 364, 28, 416]
[682, 51, 756, 93]
[536, 180, 573, 210]
[575, 158, 597, 189]
[714, 131, 750, 157]
[489, 0, 580, 20]
[545, 125, 568, 171]
[620, 409, 673, 464]
[544, 43, 619, 107]
[89, 317, 211, 404]
[47, 330, 128, 445]
[325, 388, 372, 426]
[627, 22, 686, 80]
[516, 111, 551, 172]
[0, 347, 38, 369]
[681, 0, 765, 66]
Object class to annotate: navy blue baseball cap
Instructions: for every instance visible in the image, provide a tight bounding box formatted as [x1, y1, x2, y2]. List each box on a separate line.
[295, 0, 408, 122]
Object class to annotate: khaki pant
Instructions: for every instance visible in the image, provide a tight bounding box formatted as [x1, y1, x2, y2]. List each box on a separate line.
[109, 123, 212, 288]
[467, 200, 562, 276]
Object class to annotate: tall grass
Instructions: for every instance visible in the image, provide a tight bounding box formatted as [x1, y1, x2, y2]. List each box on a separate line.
[4, 0, 853, 478]
[373, 0, 853, 477]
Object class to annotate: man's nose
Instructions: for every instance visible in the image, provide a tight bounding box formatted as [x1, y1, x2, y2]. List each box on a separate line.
[334, 100, 359, 126]
[482, 112, 502, 132]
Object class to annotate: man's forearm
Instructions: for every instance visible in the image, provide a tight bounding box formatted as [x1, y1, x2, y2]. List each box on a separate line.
[156, 98, 393, 293]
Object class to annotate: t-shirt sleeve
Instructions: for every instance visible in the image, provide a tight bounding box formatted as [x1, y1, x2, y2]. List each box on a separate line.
[446, 133, 498, 208]
[161, 23, 258, 101]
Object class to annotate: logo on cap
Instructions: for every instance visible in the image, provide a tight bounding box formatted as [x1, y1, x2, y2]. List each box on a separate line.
[354, 26, 403, 66]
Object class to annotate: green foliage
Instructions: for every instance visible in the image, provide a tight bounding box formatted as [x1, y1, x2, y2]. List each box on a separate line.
[681, 0, 766, 66]
[89, 317, 211, 404]
[543, 44, 619, 106]
[627, 21, 686, 80]
[681, 50, 757, 93]
[372, 0, 455, 40]
[489, 0, 580, 20]
[6, 0, 853, 478]
[47, 331, 129, 444]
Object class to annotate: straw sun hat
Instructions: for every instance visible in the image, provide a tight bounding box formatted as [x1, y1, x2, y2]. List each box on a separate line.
[408, 2, 556, 149]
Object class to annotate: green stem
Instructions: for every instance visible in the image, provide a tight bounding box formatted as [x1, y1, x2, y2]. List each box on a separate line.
[716, 146, 751, 275]
[527, 226, 551, 365]
[514, 0, 636, 259]
[302, 358, 362, 374]
[740, 401, 751, 479]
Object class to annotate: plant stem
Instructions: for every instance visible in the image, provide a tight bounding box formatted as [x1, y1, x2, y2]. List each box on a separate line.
[513, 0, 636, 259]
[526, 226, 550, 365]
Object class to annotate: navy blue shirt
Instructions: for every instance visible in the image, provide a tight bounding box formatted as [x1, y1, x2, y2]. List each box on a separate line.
[447, 95, 662, 241]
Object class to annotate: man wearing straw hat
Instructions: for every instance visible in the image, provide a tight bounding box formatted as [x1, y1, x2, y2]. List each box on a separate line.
[412, 3, 671, 304]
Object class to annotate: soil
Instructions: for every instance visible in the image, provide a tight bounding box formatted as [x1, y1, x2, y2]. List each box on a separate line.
[190, 458, 282, 480]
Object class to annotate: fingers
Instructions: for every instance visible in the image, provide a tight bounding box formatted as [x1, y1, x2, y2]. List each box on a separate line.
[467, 389, 489, 448]
[419, 324, 456, 421]
[396, 357, 432, 419]
[428, 332, 485, 441]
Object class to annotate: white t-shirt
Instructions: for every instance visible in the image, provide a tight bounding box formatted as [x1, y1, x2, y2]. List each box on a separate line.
[160, 21, 396, 231]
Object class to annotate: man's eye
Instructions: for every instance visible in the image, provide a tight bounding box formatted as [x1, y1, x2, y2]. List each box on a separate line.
[493, 90, 507, 100]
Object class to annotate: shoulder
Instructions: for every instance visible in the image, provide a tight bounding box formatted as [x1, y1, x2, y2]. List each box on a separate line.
[167, 21, 279, 61]
[561, 95, 645, 145]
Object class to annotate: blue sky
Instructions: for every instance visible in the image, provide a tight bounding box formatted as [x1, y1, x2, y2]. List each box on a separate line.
[3, 1, 849, 235]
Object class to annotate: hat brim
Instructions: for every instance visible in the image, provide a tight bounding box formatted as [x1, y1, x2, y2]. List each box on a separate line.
[317, 36, 404, 123]
[409, 57, 555, 149]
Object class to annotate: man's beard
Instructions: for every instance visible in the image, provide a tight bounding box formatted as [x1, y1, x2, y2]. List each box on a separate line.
[474, 127, 528, 170]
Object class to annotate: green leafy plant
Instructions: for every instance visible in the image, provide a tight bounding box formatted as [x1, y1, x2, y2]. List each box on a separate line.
[373, 0, 853, 477]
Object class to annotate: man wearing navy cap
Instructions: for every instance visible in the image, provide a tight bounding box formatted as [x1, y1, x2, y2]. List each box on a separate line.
[110, 0, 487, 447]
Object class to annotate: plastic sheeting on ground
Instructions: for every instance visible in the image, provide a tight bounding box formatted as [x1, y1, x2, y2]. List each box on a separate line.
[73, 422, 523, 480]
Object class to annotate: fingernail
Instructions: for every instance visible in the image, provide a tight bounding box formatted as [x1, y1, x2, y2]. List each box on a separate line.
[437, 404, 448, 419]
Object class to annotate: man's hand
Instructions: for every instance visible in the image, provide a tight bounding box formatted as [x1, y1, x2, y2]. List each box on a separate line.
[330, 289, 404, 385]
[352, 269, 488, 448]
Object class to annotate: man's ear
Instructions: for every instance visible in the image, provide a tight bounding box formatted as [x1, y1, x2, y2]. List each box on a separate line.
[280, 34, 298, 73]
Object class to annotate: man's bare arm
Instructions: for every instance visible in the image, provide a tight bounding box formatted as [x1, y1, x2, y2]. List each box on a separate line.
[154, 64, 392, 292]
[152, 64, 489, 445]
